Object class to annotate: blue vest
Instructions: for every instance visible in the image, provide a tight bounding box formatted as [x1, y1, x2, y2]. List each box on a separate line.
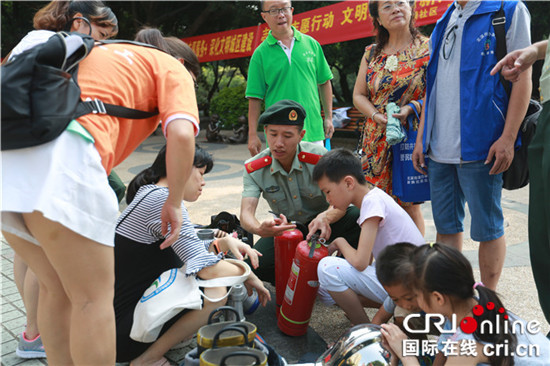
[424, 1, 518, 161]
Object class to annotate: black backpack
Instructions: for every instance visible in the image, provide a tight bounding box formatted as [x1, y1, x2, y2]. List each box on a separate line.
[1, 32, 159, 151]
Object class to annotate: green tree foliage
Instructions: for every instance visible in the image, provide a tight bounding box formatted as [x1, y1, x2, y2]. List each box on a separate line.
[1, 1, 44, 55]
[198, 62, 246, 116]
[324, 38, 373, 106]
[1, 1, 260, 54]
[2, 1, 548, 106]
[210, 83, 248, 128]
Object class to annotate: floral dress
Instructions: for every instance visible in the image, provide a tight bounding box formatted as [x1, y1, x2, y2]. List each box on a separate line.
[360, 36, 429, 207]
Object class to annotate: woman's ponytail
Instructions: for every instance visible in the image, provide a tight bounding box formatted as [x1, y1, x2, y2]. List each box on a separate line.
[474, 285, 517, 366]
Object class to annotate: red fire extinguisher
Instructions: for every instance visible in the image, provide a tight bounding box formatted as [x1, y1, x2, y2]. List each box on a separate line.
[278, 234, 328, 336]
[274, 228, 303, 315]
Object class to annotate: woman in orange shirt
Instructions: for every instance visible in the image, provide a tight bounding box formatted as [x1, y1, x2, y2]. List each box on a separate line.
[2, 23, 200, 366]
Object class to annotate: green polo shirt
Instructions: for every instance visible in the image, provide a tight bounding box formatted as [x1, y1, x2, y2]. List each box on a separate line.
[242, 141, 329, 223]
[540, 43, 550, 105]
[246, 27, 333, 142]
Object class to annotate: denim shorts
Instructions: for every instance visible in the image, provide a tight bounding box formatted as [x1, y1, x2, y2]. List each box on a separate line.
[428, 160, 504, 242]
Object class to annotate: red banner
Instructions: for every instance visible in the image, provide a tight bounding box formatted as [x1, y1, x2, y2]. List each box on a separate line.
[184, 1, 452, 63]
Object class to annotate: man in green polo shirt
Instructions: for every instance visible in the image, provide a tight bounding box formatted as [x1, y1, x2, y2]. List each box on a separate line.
[246, 0, 334, 156]
[240, 100, 360, 284]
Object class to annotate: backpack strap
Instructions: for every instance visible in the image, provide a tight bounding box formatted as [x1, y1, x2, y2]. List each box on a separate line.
[99, 39, 165, 52]
[493, 0, 512, 97]
[75, 99, 159, 119]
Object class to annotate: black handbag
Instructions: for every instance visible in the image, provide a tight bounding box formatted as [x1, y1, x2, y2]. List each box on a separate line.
[493, 2, 543, 190]
[501, 100, 541, 190]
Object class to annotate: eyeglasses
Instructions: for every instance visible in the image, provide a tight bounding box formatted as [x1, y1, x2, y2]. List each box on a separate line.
[442, 23, 458, 60]
[262, 6, 292, 16]
[380, 1, 408, 14]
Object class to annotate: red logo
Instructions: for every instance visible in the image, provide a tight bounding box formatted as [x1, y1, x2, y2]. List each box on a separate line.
[459, 302, 508, 334]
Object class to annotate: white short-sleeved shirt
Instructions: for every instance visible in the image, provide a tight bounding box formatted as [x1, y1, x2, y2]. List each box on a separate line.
[357, 187, 425, 259]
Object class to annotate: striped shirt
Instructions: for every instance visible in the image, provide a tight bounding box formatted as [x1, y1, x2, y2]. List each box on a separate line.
[116, 184, 221, 275]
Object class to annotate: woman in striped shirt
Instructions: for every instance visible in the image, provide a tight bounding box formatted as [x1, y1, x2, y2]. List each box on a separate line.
[114, 145, 270, 365]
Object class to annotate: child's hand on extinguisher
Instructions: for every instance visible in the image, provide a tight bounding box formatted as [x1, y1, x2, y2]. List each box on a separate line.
[307, 211, 332, 241]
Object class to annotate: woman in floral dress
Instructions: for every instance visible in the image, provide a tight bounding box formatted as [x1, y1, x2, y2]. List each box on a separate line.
[353, 0, 429, 234]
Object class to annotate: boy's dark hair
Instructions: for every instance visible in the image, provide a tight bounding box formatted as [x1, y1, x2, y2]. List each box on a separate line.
[126, 144, 213, 204]
[375, 242, 418, 287]
[312, 148, 366, 184]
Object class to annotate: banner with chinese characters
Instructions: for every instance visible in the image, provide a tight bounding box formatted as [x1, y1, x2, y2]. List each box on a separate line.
[184, 0, 452, 63]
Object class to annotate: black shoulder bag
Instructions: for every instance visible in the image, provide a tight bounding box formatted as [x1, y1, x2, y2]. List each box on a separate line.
[493, 2, 542, 190]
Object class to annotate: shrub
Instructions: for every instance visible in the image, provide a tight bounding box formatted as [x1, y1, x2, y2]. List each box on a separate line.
[209, 84, 248, 128]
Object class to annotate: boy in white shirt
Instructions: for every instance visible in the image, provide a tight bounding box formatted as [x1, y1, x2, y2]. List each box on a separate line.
[313, 149, 425, 325]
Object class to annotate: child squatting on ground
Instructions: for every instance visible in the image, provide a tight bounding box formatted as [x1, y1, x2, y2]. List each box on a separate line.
[311, 148, 425, 325]
[374, 242, 443, 366]
[380, 243, 550, 366]
[372, 243, 426, 330]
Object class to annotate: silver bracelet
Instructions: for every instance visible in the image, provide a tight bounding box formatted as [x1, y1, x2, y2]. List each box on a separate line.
[371, 111, 380, 120]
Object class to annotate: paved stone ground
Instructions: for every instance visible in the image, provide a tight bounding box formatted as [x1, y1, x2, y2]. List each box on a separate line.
[1, 130, 548, 365]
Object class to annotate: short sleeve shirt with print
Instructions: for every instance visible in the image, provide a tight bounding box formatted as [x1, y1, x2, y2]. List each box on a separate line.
[77, 43, 200, 173]
[358, 187, 425, 259]
[246, 27, 333, 142]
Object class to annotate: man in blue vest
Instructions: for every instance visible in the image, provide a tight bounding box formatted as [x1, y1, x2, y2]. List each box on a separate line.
[412, 0, 531, 290]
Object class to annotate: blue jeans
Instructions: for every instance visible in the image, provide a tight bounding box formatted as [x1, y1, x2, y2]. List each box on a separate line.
[428, 160, 504, 242]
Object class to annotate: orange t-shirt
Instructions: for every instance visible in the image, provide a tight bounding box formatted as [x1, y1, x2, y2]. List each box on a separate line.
[76, 43, 199, 174]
